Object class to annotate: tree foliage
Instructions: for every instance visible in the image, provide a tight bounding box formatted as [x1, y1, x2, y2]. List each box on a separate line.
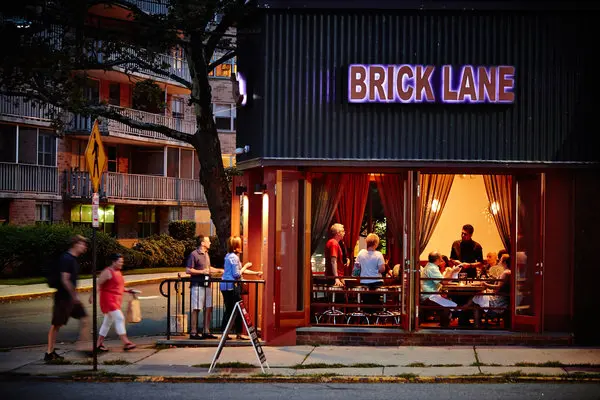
[0, 0, 257, 251]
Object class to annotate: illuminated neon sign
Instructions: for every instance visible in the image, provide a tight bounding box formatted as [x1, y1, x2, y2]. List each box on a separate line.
[348, 64, 515, 104]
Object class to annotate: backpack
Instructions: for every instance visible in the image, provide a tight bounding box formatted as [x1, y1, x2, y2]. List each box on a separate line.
[45, 253, 62, 289]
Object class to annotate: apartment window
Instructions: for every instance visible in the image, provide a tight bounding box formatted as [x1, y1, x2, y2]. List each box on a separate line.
[107, 145, 117, 173]
[71, 140, 86, 171]
[214, 104, 236, 131]
[166, 147, 179, 178]
[172, 97, 184, 119]
[35, 203, 52, 225]
[109, 83, 120, 106]
[37, 131, 56, 166]
[0, 124, 16, 162]
[169, 206, 180, 221]
[85, 78, 100, 104]
[180, 149, 193, 179]
[193, 151, 200, 180]
[18, 127, 38, 164]
[172, 46, 184, 71]
[138, 207, 157, 238]
[208, 54, 236, 78]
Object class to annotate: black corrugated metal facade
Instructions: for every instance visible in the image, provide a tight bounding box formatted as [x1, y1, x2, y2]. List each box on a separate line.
[237, 8, 598, 164]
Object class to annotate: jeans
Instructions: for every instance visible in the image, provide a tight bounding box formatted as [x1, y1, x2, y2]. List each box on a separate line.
[220, 289, 242, 334]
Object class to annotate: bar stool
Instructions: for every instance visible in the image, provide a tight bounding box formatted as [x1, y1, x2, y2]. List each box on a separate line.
[346, 287, 370, 325]
[315, 286, 345, 324]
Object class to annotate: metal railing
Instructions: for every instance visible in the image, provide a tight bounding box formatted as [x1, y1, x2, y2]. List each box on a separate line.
[64, 170, 207, 204]
[123, 0, 169, 15]
[0, 163, 59, 194]
[0, 95, 56, 122]
[106, 105, 196, 138]
[159, 276, 265, 340]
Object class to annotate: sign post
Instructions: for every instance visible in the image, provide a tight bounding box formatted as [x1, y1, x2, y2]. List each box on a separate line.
[84, 119, 107, 371]
[208, 300, 270, 374]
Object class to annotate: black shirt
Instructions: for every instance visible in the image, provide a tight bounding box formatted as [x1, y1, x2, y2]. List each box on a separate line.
[57, 252, 79, 299]
[450, 240, 483, 278]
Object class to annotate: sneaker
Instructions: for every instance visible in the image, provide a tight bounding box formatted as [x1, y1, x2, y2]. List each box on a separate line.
[44, 351, 64, 362]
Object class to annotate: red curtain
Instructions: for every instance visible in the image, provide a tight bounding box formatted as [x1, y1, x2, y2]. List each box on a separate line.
[334, 174, 370, 275]
[310, 173, 346, 254]
[483, 175, 513, 253]
[374, 174, 404, 267]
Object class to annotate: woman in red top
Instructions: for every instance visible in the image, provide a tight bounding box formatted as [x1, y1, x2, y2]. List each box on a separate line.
[89, 254, 136, 351]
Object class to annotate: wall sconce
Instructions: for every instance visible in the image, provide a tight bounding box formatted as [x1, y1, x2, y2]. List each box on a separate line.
[254, 183, 267, 194]
[235, 185, 247, 196]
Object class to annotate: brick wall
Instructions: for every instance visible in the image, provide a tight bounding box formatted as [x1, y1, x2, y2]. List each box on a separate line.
[57, 137, 71, 172]
[9, 199, 36, 225]
[181, 206, 195, 221]
[219, 132, 236, 155]
[117, 145, 130, 173]
[295, 329, 573, 347]
[52, 200, 65, 223]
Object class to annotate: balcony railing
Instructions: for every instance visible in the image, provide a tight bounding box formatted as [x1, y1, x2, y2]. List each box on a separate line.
[102, 48, 190, 84]
[0, 163, 59, 194]
[123, 0, 169, 15]
[65, 171, 207, 204]
[0, 95, 57, 123]
[106, 105, 196, 139]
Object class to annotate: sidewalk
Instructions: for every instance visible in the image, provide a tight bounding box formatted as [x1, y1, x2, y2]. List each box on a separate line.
[1, 337, 599, 382]
[0, 273, 181, 302]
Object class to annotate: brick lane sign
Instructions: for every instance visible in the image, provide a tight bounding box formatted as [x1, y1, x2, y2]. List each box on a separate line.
[209, 300, 270, 374]
[348, 64, 515, 104]
[84, 119, 108, 195]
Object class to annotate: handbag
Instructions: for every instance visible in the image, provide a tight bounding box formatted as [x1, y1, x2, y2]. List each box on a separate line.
[126, 294, 142, 323]
[234, 281, 249, 297]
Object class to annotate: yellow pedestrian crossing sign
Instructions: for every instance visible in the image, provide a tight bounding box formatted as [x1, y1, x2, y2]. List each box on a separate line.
[85, 120, 107, 194]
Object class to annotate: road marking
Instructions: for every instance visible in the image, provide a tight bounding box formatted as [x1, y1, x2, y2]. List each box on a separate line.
[138, 296, 159, 300]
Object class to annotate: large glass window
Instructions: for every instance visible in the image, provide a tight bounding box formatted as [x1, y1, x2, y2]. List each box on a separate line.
[37, 130, 56, 166]
[208, 54, 236, 78]
[71, 204, 115, 235]
[107, 145, 117, 173]
[109, 83, 120, 106]
[167, 147, 179, 178]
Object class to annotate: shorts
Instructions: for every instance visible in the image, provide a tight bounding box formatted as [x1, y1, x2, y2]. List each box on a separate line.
[52, 296, 87, 326]
[190, 284, 212, 310]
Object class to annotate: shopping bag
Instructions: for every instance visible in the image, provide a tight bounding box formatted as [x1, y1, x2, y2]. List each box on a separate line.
[126, 295, 142, 323]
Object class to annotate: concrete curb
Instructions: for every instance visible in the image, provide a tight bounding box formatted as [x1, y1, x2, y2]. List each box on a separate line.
[2, 372, 600, 384]
[0, 278, 167, 303]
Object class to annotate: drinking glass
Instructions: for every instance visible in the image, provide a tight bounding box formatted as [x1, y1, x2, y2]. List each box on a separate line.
[458, 272, 467, 286]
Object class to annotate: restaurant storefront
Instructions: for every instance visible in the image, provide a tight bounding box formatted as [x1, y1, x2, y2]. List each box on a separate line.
[232, 1, 599, 345]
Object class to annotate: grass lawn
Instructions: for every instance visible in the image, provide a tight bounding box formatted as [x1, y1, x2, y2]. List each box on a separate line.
[0, 267, 183, 286]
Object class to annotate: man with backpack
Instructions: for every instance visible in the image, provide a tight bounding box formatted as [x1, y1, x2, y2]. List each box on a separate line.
[45, 235, 90, 362]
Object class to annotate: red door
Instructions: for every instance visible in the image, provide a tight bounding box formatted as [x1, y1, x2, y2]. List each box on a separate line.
[512, 174, 545, 332]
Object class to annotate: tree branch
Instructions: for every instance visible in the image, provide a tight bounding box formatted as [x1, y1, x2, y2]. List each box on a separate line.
[208, 51, 236, 70]
[204, 0, 247, 60]
[89, 105, 194, 144]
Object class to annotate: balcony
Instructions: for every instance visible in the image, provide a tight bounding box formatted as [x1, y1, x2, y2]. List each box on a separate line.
[0, 95, 56, 124]
[0, 163, 59, 194]
[101, 48, 190, 85]
[65, 171, 207, 204]
[123, 0, 169, 15]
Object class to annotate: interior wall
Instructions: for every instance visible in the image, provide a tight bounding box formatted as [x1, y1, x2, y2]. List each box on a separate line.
[420, 175, 504, 260]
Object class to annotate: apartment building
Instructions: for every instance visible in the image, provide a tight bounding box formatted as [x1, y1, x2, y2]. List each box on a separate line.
[0, 1, 237, 241]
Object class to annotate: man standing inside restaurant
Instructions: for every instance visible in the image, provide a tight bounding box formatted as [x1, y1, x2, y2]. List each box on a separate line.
[186, 234, 219, 339]
[450, 224, 484, 279]
[325, 223, 346, 287]
[45, 235, 91, 362]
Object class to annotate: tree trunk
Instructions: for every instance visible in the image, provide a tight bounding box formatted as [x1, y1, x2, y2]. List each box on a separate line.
[187, 36, 232, 253]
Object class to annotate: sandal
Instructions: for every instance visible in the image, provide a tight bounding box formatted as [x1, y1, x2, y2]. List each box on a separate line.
[96, 345, 109, 352]
[123, 343, 137, 351]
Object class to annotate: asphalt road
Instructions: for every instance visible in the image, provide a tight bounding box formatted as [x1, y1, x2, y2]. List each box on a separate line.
[1, 382, 599, 400]
[0, 282, 226, 348]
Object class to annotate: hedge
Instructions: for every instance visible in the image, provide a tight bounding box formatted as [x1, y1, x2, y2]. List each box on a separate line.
[0, 225, 225, 278]
[0, 224, 144, 277]
[168, 220, 196, 241]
